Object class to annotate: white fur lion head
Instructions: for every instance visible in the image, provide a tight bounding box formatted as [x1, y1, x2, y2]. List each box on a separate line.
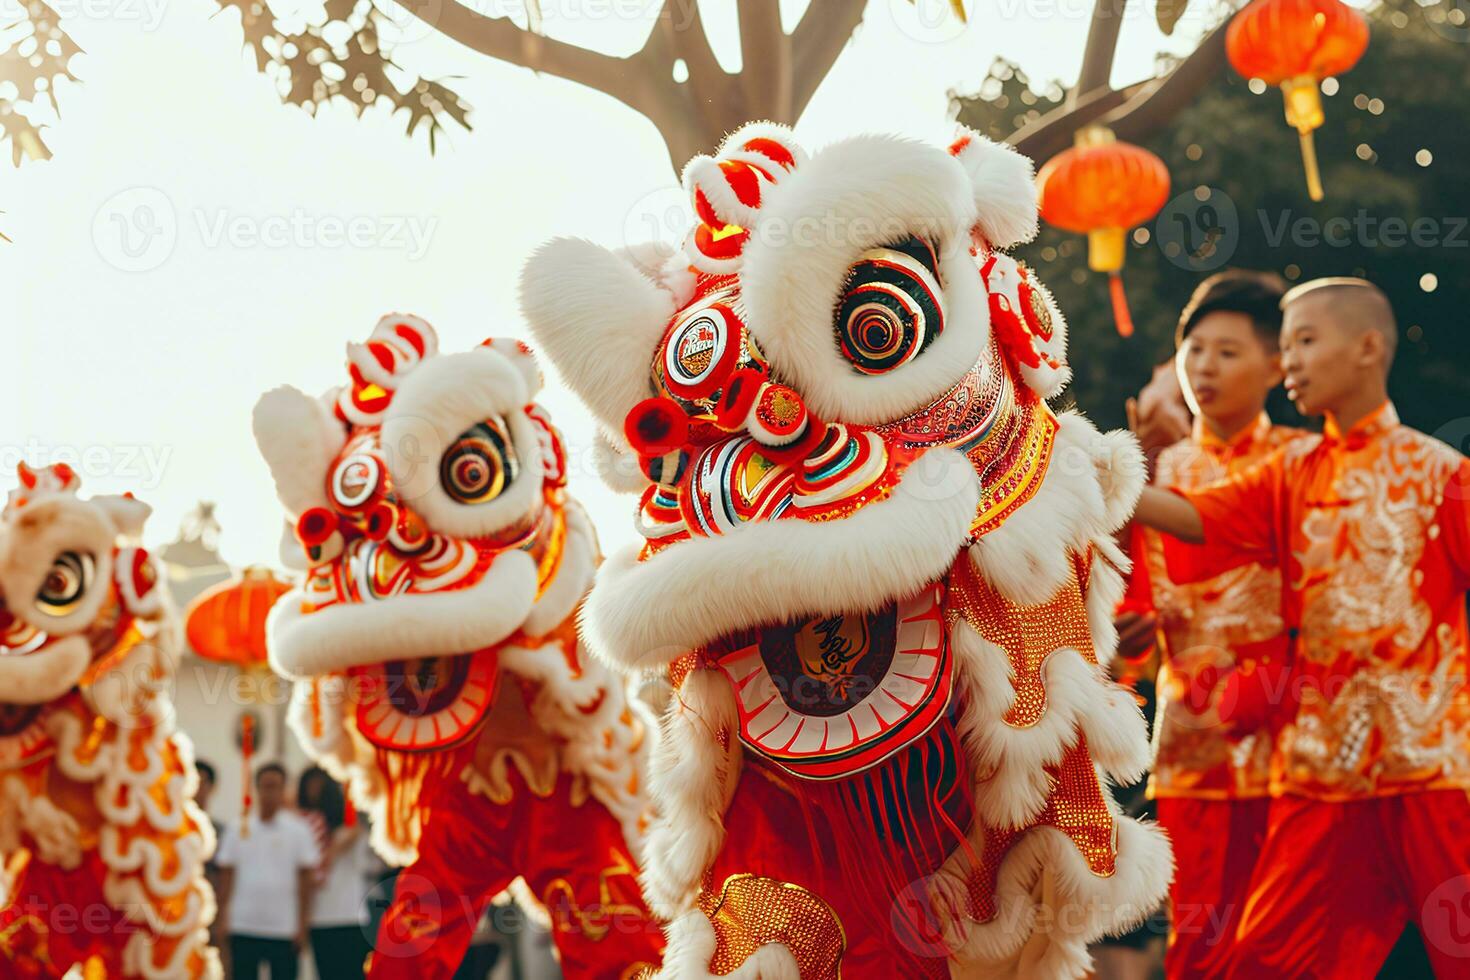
[253, 316, 588, 752]
[0, 463, 174, 718]
[521, 125, 1076, 670]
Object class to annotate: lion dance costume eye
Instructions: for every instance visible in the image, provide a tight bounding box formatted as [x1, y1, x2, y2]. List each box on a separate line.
[252, 316, 662, 979]
[35, 551, 94, 615]
[523, 122, 1172, 979]
[835, 235, 945, 375]
[0, 464, 221, 979]
[441, 419, 518, 504]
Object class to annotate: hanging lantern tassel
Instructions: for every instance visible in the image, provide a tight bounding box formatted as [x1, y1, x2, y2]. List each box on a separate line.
[1108, 273, 1136, 338]
[240, 713, 255, 839]
[1088, 226, 1135, 338]
[1281, 75, 1326, 202]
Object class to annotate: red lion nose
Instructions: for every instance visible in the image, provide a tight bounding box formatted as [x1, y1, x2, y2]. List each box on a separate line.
[363, 503, 396, 542]
[295, 507, 345, 566]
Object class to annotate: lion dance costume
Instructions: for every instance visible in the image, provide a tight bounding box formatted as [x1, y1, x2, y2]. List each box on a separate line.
[521, 125, 1173, 978]
[0, 464, 220, 978]
[251, 316, 662, 978]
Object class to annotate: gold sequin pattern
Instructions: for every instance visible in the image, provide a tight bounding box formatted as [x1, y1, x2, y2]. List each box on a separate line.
[668, 652, 700, 691]
[943, 550, 1119, 919]
[1040, 734, 1119, 876]
[944, 552, 1095, 728]
[699, 873, 846, 978]
[965, 736, 1119, 922]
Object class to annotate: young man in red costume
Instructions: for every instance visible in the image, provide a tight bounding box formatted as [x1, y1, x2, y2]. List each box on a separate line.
[1135, 277, 1470, 977]
[1126, 270, 1304, 978]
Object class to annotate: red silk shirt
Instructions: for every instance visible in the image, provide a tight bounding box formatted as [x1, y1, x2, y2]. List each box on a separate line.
[1164, 402, 1470, 800]
[1138, 413, 1305, 800]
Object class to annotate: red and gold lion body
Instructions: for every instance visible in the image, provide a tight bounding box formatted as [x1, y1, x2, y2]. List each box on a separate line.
[0, 464, 219, 978]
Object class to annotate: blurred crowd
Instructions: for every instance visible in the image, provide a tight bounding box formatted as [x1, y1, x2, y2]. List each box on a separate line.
[196, 761, 561, 980]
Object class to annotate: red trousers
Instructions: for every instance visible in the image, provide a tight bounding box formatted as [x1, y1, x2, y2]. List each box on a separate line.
[366, 769, 661, 980]
[1156, 796, 1269, 979]
[1228, 790, 1470, 979]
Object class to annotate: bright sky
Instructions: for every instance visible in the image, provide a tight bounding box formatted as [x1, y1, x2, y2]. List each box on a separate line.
[1, 0, 1202, 565]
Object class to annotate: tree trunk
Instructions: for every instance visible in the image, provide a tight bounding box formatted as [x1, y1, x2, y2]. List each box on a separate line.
[404, 0, 869, 174]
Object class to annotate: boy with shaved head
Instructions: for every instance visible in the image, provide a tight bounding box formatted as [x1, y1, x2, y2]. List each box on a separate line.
[1135, 277, 1470, 976]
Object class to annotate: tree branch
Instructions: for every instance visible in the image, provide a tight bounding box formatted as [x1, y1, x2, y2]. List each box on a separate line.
[399, 0, 646, 111]
[1103, 22, 1229, 143]
[738, 0, 784, 55]
[1074, 0, 1130, 104]
[791, 0, 868, 117]
[651, 0, 746, 157]
[653, 0, 723, 88]
[1009, 84, 1140, 160]
[1010, 20, 1230, 162]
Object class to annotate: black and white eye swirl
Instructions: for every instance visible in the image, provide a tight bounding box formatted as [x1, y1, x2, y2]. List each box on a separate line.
[834, 236, 944, 375]
[440, 418, 520, 505]
[36, 551, 94, 616]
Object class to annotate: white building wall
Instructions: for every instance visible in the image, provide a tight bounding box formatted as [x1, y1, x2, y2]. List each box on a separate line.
[170, 654, 311, 826]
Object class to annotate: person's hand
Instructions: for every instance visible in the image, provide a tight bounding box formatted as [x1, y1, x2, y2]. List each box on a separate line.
[1114, 611, 1158, 663]
[1127, 361, 1191, 460]
[293, 926, 309, 953]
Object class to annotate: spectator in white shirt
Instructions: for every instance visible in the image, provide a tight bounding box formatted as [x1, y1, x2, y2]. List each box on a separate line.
[216, 762, 319, 980]
[298, 766, 373, 980]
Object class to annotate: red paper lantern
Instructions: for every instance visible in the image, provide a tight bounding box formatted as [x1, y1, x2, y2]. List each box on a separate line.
[1036, 127, 1170, 337]
[185, 567, 291, 831]
[1227, 0, 1369, 201]
[184, 565, 291, 668]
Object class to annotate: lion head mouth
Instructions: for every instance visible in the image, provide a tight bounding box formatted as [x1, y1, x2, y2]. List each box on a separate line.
[0, 619, 111, 709]
[0, 611, 53, 725]
[0, 613, 50, 659]
[265, 417, 560, 683]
